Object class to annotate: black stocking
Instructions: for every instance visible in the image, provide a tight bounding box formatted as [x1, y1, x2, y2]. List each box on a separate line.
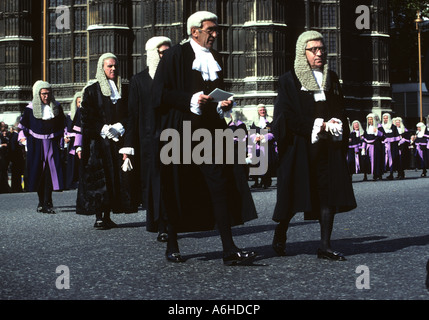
[166, 223, 179, 254]
[319, 206, 334, 252]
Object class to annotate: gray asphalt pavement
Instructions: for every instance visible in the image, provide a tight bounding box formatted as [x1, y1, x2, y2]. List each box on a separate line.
[1, 170, 428, 303]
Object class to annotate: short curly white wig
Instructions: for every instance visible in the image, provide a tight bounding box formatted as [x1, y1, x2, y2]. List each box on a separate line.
[187, 11, 218, 36]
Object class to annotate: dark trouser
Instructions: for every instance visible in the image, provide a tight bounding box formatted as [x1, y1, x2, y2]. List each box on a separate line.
[37, 166, 53, 207]
[167, 163, 237, 254]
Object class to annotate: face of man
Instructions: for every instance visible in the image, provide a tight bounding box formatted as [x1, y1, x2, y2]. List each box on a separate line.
[368, 117, 373, 125]
[103, 58, 118, 81]
[305, 40, 326, 70]
[158, 44, 170, 59]
[353, 122, 359, 130]
[258, 107, 267, 117]
[40, 89, 51, 105]
[383, 115, 388, 123]
[192, 20, 218, 49]
[76, 97, 81, 108]
[395, 120, 400, 127]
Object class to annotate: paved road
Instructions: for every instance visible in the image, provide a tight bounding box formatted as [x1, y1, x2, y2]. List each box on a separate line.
[0, 170, 428, 303]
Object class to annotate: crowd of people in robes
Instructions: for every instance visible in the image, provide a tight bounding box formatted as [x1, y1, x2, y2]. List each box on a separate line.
[347, 114, 429, 181]
[8, 10, 429, 266]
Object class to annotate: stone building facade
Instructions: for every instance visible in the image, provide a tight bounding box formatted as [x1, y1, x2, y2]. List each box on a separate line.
[0, 0, 391, 125]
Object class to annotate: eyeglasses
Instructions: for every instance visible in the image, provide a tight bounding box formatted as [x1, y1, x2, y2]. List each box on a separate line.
[199, 27, 219, 36]
[305, 46, 326, 54]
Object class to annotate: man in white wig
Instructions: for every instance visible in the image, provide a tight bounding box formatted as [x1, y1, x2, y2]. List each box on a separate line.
[76, 53, 138, 229]
[18, 81, 66, 213]
[122, 36, 172, 242]
[412, 122, 429, 177]
[272, 30, 356, 261]
[379, 113, 400, 180]
[153, 11, 257, 265]
[393, 117, 410, 179]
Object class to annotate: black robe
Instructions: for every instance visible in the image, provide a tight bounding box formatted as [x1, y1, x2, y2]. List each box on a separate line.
[124, 68, 164, 232]
[76, 82, 138, 215]
[272, 70, 356, 221]
[152, 41, 257, 232]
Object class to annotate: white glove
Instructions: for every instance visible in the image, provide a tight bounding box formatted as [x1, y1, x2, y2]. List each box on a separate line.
[361, 149, 366, 156]
[121, 157, 133, 172]
[100, 124, 110, 139]
[325, 120, 343, 137]
[111, 122, 125, 137]
[107, 123, 123, 142]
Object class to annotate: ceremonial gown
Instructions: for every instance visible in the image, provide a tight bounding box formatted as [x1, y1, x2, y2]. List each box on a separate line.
[362, 129, 384, 178]
[379, 124, 400, 173]
[272, 70, 356, 221]
[152, 41, 257, 232]
[18, 102, 65, 192]
[76, 82, 138, 215]
[347, 130, 364, 174]
[124, 68, 164, 232]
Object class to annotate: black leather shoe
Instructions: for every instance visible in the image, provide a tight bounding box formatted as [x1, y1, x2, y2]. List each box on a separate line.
[166, 252, 186, 263]
[37, 203, 43, 212]
[103, 218, 117, 229]
[42, 207, 56, 214]
[94, 219, 107, 229]
[317, 249, 346, 261]
[272, 241, 286, 256]
[157, 232, 168, 242]
[223, 250, 257, 266]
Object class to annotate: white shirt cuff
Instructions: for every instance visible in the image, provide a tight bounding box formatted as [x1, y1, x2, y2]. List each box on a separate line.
[311, 118, 324, 144]
[190, 91, 203, 115]
[119, 147, 135, 155]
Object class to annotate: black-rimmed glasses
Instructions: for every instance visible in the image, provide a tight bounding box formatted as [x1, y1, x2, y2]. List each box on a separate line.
[305, 46, 326, 54]
[199, 28, 219, 36]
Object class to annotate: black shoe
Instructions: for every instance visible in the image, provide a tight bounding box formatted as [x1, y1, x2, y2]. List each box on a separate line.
[223, 250, 257, 266]
[37, 203, 43, 212]
[386, 173, 393, 180]
[272, 241, 286, 256]
[157, 232, 168, 242]
[166, 251, 186, 263]
[41, 207, 56, 214]
[103, 217, 117, 229]
[421, 173, 426, 177]
[317, 249, 346, 261]
[94, 219, 107, 229]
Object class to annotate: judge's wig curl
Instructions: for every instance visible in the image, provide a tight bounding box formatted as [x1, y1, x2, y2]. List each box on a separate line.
[187, 11, 218, 36]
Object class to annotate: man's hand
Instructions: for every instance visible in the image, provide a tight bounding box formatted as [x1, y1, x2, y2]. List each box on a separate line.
[198, 94, 213, 106]
[220, 99, 233, 112]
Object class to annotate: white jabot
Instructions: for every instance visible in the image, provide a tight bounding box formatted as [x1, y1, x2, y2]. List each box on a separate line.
[108, 80, 121, 104]
[190, 39, 221, 81]
[42, 104, 54, 120]
[257, 117, 267, 129]
[312, 70, 326, 102]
